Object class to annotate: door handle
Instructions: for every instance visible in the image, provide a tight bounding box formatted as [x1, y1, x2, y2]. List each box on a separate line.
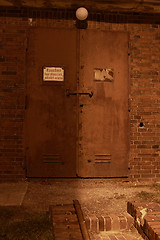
[66, 89, 93, 98]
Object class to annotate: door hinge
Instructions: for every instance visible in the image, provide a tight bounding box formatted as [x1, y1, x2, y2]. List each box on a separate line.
[25, 95, 28, 109]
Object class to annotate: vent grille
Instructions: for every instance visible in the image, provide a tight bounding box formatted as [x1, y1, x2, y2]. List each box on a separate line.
[43, 154, 64, 164]
[95, 154, 111, 164]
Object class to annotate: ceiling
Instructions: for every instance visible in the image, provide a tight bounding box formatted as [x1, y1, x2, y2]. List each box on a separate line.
[0, 0, 160, 13]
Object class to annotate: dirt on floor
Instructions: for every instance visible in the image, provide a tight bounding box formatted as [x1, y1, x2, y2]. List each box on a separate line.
[1, 179, 158, 240]
[89, 229, 144, 240]
[22, 178, 160, 217]
[0, 206, 53, 240]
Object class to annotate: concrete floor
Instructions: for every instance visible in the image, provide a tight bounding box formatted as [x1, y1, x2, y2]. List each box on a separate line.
[0, 179, 145, 239]
[0, 182, 28, 206]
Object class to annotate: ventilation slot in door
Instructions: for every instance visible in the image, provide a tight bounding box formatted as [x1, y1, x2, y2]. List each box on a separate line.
[43, 154, 64, 164]
[95, 154, 111, 164]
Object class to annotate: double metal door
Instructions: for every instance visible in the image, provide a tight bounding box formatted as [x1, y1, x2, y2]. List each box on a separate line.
[26, 28, 129, 177]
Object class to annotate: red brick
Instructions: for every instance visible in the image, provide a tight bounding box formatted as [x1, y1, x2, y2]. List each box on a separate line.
[118, 215, 127, 230]
[85, 217, 90, 230]
[98, 216, 105, 231]
[128, 202, 160, 240]
[104, 216, 112, 231]
[90, 215, 98, 232]
[110, 214, 120, 231]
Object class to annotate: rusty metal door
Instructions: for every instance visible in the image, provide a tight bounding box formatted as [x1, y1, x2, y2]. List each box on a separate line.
[26, 28, 129, 178]
[77, 30, 129, 177]
[25, 28, 77, 177]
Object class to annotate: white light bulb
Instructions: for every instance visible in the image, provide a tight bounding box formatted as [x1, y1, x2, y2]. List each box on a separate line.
[76, 7, 88, 21]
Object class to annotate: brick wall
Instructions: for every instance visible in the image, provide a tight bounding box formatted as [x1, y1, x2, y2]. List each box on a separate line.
[0, 16, 28, 181]
[0, 7, 160, 181]
[128, 24, 160, 181]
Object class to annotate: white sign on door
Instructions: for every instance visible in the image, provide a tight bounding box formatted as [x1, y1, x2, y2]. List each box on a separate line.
[43, 67, 64, 81]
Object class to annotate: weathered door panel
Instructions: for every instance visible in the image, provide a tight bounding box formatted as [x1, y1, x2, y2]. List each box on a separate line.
[26, 28, 77, 177]
[78, 30, 129, 177]
[26, 28, 129, 178]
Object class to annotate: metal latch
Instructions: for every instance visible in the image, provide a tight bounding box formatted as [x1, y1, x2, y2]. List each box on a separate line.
[66, 89, 93, 98]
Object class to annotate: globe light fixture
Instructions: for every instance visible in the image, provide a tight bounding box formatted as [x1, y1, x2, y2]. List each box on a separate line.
[76, 7, 88, 21]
